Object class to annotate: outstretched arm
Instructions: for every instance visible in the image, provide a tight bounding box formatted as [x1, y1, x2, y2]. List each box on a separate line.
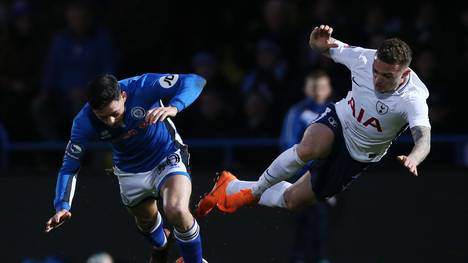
[145, 74, 206, 123]
[45, 142, 81, 232]
[309, 24, 371, 71]
[120, 73, 206, 123]
[45, 117, 94, 233]
[309, 25, 343, 58]
[397, 126, 431, 176]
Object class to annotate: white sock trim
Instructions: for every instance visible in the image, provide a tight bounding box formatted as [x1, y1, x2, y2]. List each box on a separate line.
[174, 219, 200, 243]
[137, 212, 163, 233]
[149, 212, 163, 233]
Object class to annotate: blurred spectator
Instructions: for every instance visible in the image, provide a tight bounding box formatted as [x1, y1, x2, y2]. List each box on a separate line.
[192, 51, 237, 100]
[359, 4, 401, 42]
[185, 89, 235, 137]
[413, 49, 450, 132]
[247, 0, 299, 63]
[32, 1, 117, 140]
[178, 51, 237, 137]
[241, 39, 291, 109]
[309, 0, 336, 25]
[279, 71, 333, 263]
[410, 2, 441, 48]
[86, 252, 113, 263]
[279, 71, 332, 150]
[0, 0, 44, 140]
[241, 90, 278, 137]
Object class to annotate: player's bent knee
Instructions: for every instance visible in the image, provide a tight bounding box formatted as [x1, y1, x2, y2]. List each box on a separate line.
[297, 124, 334, 161]
[296, 142, 319, 161]
[283, 188, 300, 211]
[163, 203, 190, 222]
[283, 185, 317, 211]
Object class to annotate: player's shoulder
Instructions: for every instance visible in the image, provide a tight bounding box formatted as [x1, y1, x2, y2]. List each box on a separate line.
[340, 46, 376, 71]
[119, 73, 182, 88]
[400, 70, 429, 100]
[72, 104, 96, 132]
[118, 74, 145, 91]
[357, 48, 376, 67]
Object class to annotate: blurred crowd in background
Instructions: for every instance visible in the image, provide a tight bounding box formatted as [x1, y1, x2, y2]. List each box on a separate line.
[0, 0, 466, 143]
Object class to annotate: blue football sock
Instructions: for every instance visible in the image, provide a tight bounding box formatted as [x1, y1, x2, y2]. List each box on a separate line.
[139, 212, 167, 248]
[174, 219, 203, 263]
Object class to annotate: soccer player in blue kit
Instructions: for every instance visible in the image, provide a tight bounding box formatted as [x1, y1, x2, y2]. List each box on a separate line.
[45, 73, 207, 263]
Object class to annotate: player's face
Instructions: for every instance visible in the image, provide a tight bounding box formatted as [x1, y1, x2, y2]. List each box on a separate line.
[313, 76, 332, 104]
[93, 92, 127, 127]
[372, 58, 410, 93]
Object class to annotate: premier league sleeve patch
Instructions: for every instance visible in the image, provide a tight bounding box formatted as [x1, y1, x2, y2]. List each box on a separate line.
[65, 141, 84, 160]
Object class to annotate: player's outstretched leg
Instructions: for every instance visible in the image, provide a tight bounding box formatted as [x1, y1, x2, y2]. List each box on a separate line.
[196, 123, 333, 216]
[196, 145, 306, 216]
[161, 174, 205, 263]
[127, 198, 171, 263]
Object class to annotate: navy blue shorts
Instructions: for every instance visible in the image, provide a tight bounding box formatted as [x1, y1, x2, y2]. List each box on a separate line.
[309, 104, 371, 201]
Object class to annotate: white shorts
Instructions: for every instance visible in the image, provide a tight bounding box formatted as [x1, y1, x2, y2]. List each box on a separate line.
[114, 149, 190, 207]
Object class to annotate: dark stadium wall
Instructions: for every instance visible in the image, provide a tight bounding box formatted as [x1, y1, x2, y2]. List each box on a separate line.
[2, 165, 468, 263]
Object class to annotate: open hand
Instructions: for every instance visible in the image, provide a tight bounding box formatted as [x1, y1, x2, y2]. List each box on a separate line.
[309, 25, 339, 52]
[397, 155, 418, 176]
[145, 106, 178, 124]
[45, 209, 72, 233]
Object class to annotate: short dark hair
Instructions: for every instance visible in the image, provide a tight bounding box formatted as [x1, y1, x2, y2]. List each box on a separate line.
[376, 38, 412, 66]
[305, 70, 329, 82]
[86, 74, 121, 110]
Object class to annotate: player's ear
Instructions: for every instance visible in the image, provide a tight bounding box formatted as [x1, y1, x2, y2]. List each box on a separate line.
[121, 91, 127, 101]
[402, 68, 411, 78]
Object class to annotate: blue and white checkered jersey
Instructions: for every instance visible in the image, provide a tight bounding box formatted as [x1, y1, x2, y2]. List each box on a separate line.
[53, 73, 206, 211]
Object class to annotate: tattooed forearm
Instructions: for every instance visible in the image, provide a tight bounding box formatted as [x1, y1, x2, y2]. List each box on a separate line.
[408, 126, 431, 165]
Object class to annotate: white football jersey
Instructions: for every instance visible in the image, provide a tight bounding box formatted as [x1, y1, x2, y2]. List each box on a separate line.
[330, 45, 431, 162]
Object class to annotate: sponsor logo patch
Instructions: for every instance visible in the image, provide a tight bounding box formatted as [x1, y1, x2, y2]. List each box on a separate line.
[159, 74, 179, 89]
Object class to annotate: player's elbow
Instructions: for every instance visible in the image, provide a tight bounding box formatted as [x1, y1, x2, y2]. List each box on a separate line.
[189, 73, 207, 89]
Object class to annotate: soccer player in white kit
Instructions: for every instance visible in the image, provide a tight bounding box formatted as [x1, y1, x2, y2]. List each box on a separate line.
[196, 24, 431, 216]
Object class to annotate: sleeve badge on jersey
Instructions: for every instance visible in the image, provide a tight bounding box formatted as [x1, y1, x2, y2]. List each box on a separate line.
[65, 141, 83, 160]
[159, 74, 179, 89]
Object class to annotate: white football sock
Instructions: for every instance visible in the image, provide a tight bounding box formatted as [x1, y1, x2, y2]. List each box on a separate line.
[252, 145, 305, 197]
[258, 181, 291, 208]
[226, 180, 256, 195]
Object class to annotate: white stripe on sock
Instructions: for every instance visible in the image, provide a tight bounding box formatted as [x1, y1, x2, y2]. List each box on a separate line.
[174, 219, 200, 242]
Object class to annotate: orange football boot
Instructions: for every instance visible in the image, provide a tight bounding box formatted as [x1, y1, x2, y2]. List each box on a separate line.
[217, 188, 257, 213]
[196, 171, 237, 217]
